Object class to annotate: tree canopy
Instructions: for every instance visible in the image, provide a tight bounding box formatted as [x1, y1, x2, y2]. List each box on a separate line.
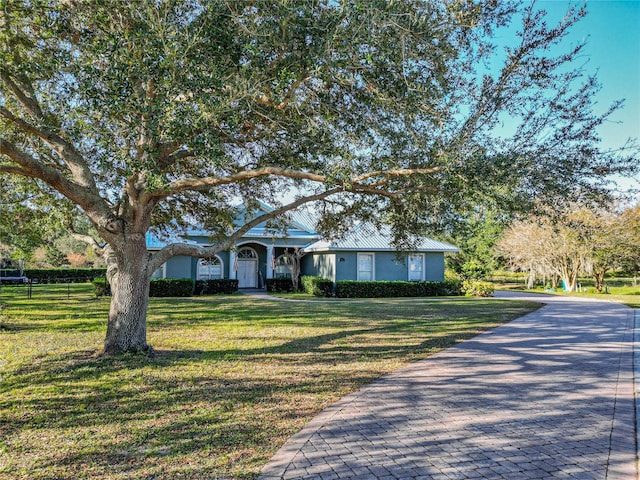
[497, 203, 640, 292]
[1, 0, 636, 353]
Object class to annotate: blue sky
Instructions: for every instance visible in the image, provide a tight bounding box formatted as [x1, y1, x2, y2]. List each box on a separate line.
[539, 0, 640, 191]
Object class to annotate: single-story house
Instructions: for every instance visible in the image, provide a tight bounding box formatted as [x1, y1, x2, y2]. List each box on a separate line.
[147, 203, 458, 287]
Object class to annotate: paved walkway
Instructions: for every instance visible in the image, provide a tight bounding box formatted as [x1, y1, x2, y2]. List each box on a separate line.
[259, 292, 637, 479]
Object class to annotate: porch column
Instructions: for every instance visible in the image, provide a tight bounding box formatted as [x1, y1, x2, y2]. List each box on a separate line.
[229, 250, 237, 280]
[266, 245, 274, 279]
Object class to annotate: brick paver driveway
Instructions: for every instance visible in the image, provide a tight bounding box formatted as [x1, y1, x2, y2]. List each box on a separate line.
[260, 292, 636, 479]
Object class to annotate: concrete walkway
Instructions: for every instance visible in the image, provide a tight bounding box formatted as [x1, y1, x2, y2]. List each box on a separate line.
[259, 292, 637, 479]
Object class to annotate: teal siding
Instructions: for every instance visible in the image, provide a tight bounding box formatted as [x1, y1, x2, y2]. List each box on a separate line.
[374, 252, 407, 281]
[165, 256, 195, 279]
[302, 254, 335, 281]
[425, 253, 445, 281]
[334, 252, 358, 281]
[333, 251, 446, 282]
[157, 250, 446, 283]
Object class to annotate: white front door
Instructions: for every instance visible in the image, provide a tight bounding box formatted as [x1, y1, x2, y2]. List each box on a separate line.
[237, 260, 257, 288]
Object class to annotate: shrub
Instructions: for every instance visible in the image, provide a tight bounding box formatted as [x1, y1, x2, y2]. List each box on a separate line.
[266, 278, 295, 293]
[194, 279, 238, 295]
[335, 280, 464, 298]
[462, 280, 495, 297]
[24, 268, 107, 284]
[300, 276, 334, 297]
[460, 260, 491, 280]
[441, 280, 463, 296]
[149, 278, 194, 297]
[92, 278, 111, 297]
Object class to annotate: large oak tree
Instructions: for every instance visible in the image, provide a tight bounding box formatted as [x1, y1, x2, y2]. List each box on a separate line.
[1, 0, 635, 354]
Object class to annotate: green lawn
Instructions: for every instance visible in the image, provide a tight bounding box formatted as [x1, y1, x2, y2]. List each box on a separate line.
[0, 284, 539, 479]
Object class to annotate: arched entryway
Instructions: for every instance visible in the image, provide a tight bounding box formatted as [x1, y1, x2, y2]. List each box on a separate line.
[236, 247, 258, 288]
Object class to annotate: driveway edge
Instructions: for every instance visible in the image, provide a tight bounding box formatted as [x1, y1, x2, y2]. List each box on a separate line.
[635, 310, 640, 480]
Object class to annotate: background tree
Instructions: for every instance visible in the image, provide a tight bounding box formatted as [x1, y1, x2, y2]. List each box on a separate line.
[578, 204, 640, 292]
[497, 214, 589, 292]
[617, 205, 640, 278]
[1, 0, 636, 354]
[446, 207, 508, 280]
[497, 204, 640, 292]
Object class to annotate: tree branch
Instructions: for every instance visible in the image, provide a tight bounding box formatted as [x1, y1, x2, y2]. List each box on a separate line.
[0, 138, 114, 230]
[0, 70, 45, 119]
[255, 74, 311, 110]
[149, 165, 440, 202]
[147, 186, 343, 273]
[352, 167, 444, 183]
[0, 108, 97, 190]
[0, 164, 33, 177]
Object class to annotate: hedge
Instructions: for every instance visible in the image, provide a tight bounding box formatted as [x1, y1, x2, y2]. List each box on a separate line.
[194, 279, 238, 295]
[266, 278, 296, 293]
[461, 280, 495, 297]
[335, 280, 463, 298]
[24, 268, 107, 283]
[93, 278, 238, 298]
[149, 278, 194, 297]
[300, 276, 334, 297]
[92, 278, 111, 297]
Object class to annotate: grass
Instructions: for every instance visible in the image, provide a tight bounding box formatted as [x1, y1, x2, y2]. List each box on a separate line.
[494, 278, 640, 308]
[0, 284, 540, 479]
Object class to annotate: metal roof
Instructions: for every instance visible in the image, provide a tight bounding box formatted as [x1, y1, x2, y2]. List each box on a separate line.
[304, 223, 459, 253]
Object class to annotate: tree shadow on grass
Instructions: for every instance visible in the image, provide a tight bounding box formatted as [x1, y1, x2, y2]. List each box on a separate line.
[1, 318, 494, 480]
[0, 299, 542, 479]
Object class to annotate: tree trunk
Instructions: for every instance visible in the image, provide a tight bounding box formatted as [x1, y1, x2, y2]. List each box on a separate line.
[562, 270, 579, 292]
[103, 237, 152, 355]
[593, 268, 607, 293]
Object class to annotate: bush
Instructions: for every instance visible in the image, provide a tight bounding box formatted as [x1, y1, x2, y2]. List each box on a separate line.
[461, 280, 495, 297]
[194, 279, 238, 295]
[441, 280, 463, 296]
[335, 280, 464, 298]
[460, 260, 491, 280]
[266, 278, 296, 293]
[24, 268, 107, 284]
[149, 278, 194, 297]
[92, 278, 111, 297]
[300, 276, 334, 297]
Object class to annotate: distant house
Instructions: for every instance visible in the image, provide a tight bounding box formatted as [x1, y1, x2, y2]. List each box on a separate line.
[147, 203, 458, 288]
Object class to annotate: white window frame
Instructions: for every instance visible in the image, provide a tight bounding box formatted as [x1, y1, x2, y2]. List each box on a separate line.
[197, 256, 224, 280]
[357, 253, 375, 281]
[152, 262, 167, 279]
[408, 253, 425, 281]
[237, 247, 258, 259]
[274, 254, 293, 279]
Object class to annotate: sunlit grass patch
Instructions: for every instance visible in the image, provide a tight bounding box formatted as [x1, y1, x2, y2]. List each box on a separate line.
[0, 283, 539, 479]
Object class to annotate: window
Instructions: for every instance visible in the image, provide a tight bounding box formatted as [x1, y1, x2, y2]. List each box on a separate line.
[198, 257, 223, 280]
[151, 263, 166, 279]
[237, 248, 257, 259]
[274, 254, 293, 278]
[357, 253, 374, 281]
[408, 254, 424, 281]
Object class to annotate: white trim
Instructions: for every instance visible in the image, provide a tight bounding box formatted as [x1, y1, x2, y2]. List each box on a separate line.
[357, 252, 375, 281]
[407, 253, 425, 281]
[229, 250, 237, 279]
[266, 245, 274, 280]
[152, 262, 167, 279]
[237, 246, 258, 259]
[274, 254, 293, 279]
[197, 255, 224, 280]
[236, 240, 272, 248]
[236, 246, 259, 288]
